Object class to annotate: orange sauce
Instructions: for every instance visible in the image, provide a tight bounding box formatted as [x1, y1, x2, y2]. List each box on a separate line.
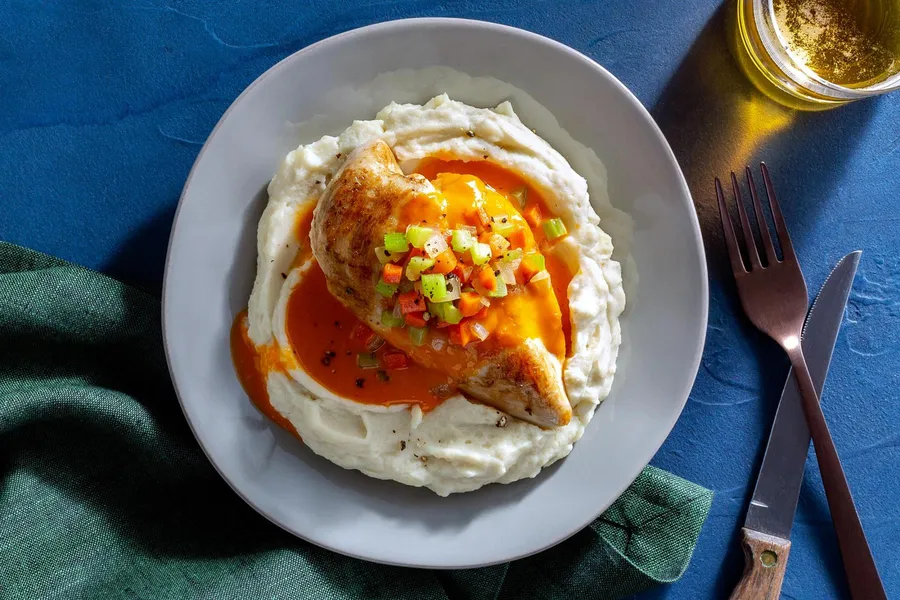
[230, 310, 300, 436]
[230, 158, 579, 425]
[414, 159, 574, 356]
[290, 207, 315, 269]
[285, 263, 451, 411]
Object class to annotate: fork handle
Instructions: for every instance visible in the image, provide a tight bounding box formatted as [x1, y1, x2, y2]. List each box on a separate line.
[787, 349, 886, 600]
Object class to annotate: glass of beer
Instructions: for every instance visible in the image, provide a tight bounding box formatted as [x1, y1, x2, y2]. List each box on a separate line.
[733, 0, 900, 109]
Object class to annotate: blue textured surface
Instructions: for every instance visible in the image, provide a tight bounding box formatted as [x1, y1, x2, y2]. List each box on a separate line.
[1, 2, 898, 598]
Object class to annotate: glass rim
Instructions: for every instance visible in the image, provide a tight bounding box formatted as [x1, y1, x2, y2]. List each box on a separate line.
[753, 0, 900, 100]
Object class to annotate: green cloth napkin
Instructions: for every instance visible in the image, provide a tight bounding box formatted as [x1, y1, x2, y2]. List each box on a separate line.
[0, 242, 712, 600]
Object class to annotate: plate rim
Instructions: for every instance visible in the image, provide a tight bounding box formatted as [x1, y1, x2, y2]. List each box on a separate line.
[161, 16, 709, 569]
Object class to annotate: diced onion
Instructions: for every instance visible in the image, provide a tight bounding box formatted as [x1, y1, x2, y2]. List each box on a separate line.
[431, 337, 447, 352]
[443, 274, 462, 301]
[470, 322, 490, 341]
[366, 335, 385, 352]
[530, 271, 550, 283]
[423, 232, 449, 258]
[498, 263, 517, 286]
[374, 246, 402, 265]
[511, 186, 528, 207]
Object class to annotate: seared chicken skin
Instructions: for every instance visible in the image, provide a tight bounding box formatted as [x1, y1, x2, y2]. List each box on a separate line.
[310, 140, 572, 428]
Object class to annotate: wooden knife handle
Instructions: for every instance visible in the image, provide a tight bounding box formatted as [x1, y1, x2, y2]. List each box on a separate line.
[728, 528, 792, 600]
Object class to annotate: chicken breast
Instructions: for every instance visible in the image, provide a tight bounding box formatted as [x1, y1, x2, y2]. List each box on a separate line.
[310, 140, 572, 428]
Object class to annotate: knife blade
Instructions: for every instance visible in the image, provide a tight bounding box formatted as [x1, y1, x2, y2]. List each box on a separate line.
[729, 251, 860, 600]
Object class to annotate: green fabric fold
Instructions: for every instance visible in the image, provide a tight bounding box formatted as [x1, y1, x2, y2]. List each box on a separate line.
[0, 242, 712, 600]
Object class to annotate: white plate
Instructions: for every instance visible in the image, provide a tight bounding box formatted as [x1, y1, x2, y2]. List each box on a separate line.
[163, 17, 707, 569]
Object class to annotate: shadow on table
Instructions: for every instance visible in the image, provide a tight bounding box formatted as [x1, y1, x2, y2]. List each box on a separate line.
[104, 202, 178, 297]
[648, 3, 874, 598]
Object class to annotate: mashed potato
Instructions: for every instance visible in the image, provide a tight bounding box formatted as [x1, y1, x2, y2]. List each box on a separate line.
[247, 95, 625, 496]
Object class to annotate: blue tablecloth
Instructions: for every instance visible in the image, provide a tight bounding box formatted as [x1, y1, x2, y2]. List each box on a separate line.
[1, 2, 897, 598]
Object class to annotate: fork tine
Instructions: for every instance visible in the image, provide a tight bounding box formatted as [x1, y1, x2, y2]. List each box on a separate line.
[716, 177, 746, 275]
[760, 163, 796, 262]
[731, 171, 761, 270]
[746, 166, 778, 264]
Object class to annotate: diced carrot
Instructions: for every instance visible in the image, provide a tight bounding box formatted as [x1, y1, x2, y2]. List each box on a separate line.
[404, 247, 424, 265]
[432, 249, 458, 274]
[478, 231, 494, 244]
[508, 227, 527, 249]
[524, 204, 542, 228]
[451, 264, 467, 284]
[384, 350, 410, 370]
[487, 235, 509, 257]
[458, 292, 483, 317]
[404, 311, 427, 328]
[519, 260, 541, 282]
[476, 206, 490, 227]
[448, 320, 474, 346]
[382, 263, 403, 284]
[467, 206, 491, 232]
[398, 291, 426, 314]
[473, 307, 489, 320]
[434, 320, 451, 329]
[474, 266, 498, 293]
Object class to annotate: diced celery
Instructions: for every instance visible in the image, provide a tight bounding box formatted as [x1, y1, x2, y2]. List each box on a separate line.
[511, 186, 528, 207]
[542, 218, 568, 241]
[491, 215, 516, 237]
[375, 279, 398, 297]
[470, 242, 492, 266]
[421, 273, 447, 302]
[488, 277, 508, 298]
[406, 225, 434, 249]
[405, 256, 435, 281]
[427, 301, 463, 325]
[384, 232, 409, 253]
[427, 301, 445, 321]
[451, 229, 474, 253]
[356, 353, 380, 369]
[501, 248, 523, 263]
[408, 326, 428, 346]
[440, 304, 463, 325]
[381, 310, 405, 328]
[523, 253, 545, 272]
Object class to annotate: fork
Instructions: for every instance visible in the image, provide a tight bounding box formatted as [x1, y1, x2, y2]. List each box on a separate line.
[716, 164, 886, 600]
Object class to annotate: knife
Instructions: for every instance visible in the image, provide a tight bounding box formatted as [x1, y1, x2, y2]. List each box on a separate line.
[729, 251, 861, 600]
